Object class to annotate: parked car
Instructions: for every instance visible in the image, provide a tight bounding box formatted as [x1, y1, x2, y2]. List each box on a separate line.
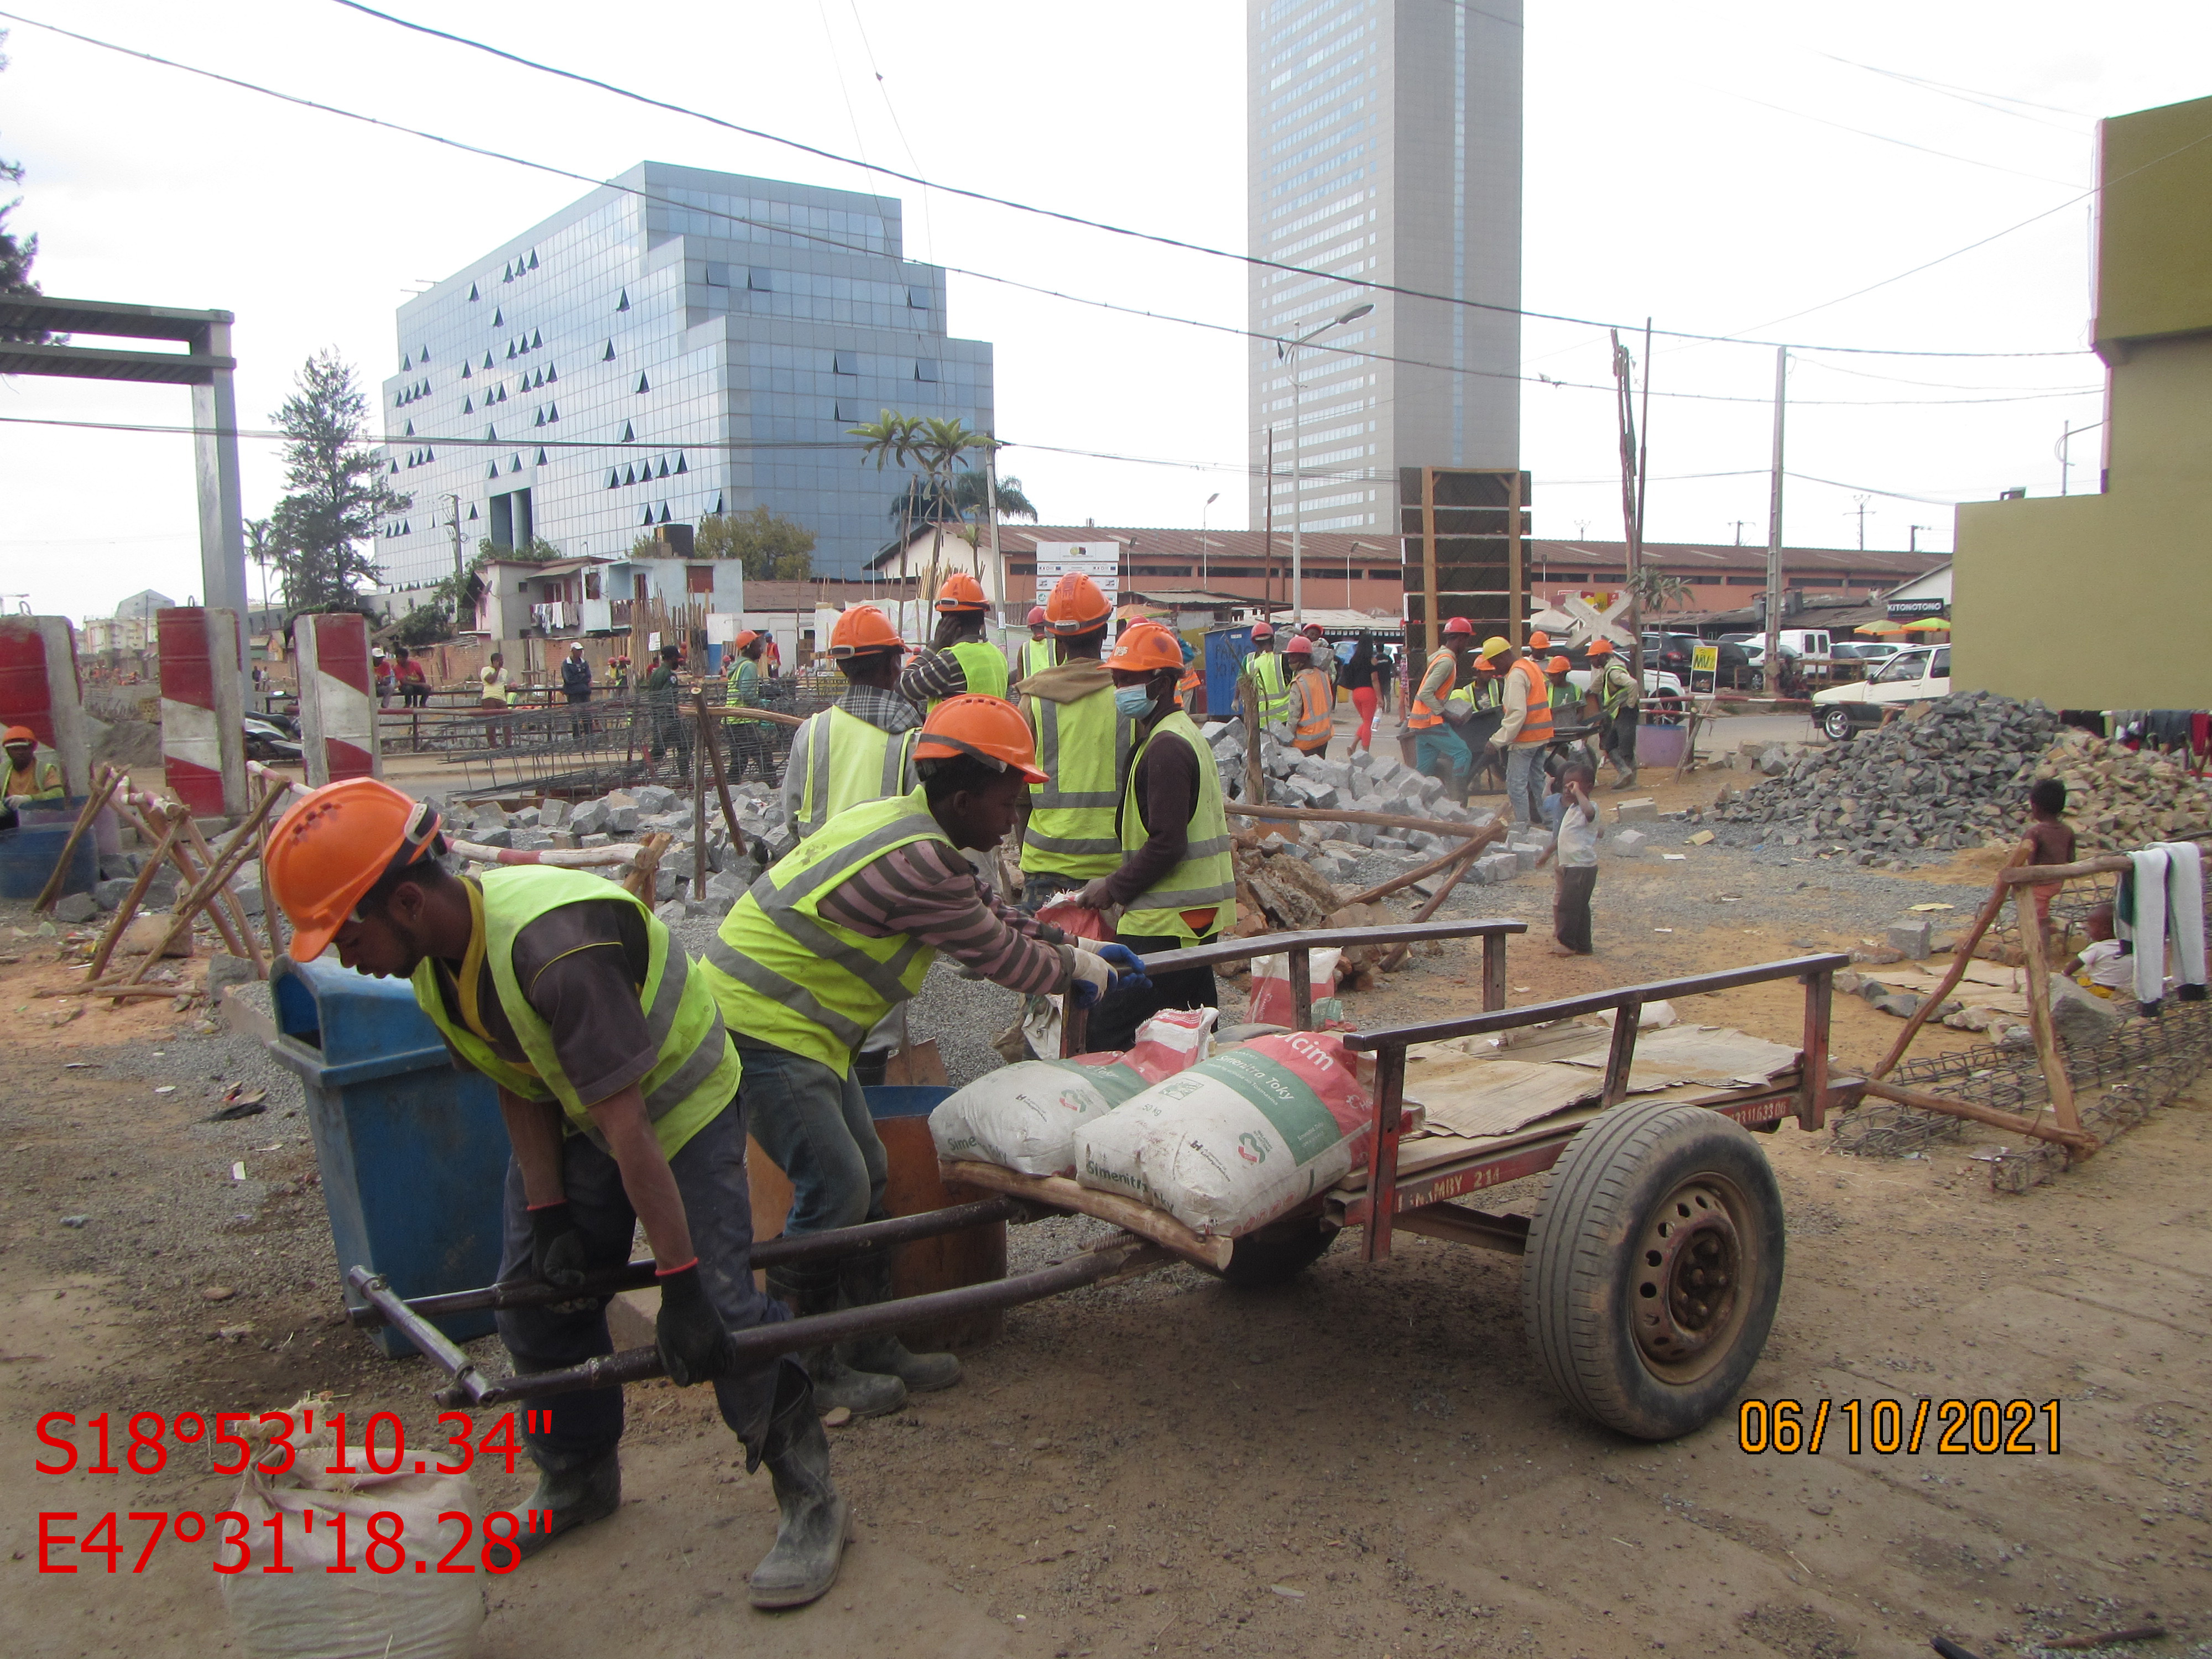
[1828, 640, 1904, 671]
[1811, 644, 1952, 739]
[1641, 633, 1754, 690]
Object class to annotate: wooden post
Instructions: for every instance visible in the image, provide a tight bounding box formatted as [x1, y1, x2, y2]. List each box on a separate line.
[693, 690, 745, 849]
[1859, 1079, 2096, 1152]
[1379, 843, 1488, 972]
[691, 703, 708, 896]
[1796, 966, 1832, 1129]
[84, 805, 187, 983]
[114, 785, 286, 993]
[1420, 466, 1440, 657]
[1871, 840, 2033, 1079]
[179, 813, 259, 966]
[1507, 469, 1524, 647]
[1288, 945, 1313, 1032]
[257, 773, 285, 966]
[1600, 1001, 1643, 1107]
[1240, 673, 1262, 807]
[1360, 1044, 1408, 1264]
[33, 764, 122, 914]
[1481, 932, 1508, 1012]
[2016, 888, 2081, 1132]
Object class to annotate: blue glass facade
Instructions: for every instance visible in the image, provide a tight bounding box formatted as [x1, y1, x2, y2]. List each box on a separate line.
[377, 161, 994, 586]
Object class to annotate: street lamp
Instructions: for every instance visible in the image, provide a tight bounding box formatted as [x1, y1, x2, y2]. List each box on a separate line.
[1200, 491, 1220, 586]
[1276, 302, 1374, 626]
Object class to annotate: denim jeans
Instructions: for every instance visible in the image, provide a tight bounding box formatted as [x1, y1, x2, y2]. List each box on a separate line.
[1505, 744, 1546, 829]
[737, 1041, 889, 1238]
[1413, 725, 1471, 782]
[495, 1099, 789, 1459]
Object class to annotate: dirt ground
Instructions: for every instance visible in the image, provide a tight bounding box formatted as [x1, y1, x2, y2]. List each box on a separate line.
[6, 731, 2208, 1659]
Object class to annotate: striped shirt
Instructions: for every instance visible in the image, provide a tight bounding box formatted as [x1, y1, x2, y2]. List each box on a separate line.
[816, 841, 1072, 994]
[899, 641, 977, 706]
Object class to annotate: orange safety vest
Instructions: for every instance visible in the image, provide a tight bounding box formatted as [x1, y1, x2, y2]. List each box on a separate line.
[1292, 667, 1334, 749]
[1508, 656, 1555, 747]
[1409, 652, 1456, 730]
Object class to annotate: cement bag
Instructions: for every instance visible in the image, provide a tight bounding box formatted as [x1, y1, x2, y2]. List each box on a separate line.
[1074, 1031, 1372, 1237]
[932, 1008, 1217, 1176]
[1035, 898, 1112, 941]
[222, 1400, 485, 1659]
[1247, 947, 1343, 1029]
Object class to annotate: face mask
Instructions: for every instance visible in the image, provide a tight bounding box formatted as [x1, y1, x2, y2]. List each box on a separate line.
[1114, 686, 1154, 718]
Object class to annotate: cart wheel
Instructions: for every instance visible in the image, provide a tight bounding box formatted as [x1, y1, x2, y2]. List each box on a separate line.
[1521, 1100, 1783, 1440]
[1218, 1213, 1339, 1288]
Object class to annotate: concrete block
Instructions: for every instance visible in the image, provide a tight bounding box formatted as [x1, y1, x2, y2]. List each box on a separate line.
[579, 832, 612, 849]
[607, 806, 641, 833]
[1614, 797, 1658, 823]
[635, 785, 677, 812]
[1474, 851, 1521, 883]
[1609, 829, 1647, 859]
[1885, 918, 1932, 960]
[568, 801, 608, 836]
[206, 951, 258, 993]
[512, 806, 540, 827]
[1512, 846, 1543, 873]
[653, 899, 685, 925]
[539, 799, 570, 828]
[473, 827, 514, 849]
[54, 891, 98, 924]
[1413, 774, 1446, 805]
[98, 852, 140, 881]
[228, 878, 265, 917]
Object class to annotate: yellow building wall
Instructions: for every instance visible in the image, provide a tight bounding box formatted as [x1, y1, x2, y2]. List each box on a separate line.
[1954, 93, 2212, 710]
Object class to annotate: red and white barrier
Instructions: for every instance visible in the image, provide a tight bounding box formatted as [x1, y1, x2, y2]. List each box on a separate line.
[157, 607, 247, 817]
[291, 612, 380, 788]
[0, 615, 91, 797]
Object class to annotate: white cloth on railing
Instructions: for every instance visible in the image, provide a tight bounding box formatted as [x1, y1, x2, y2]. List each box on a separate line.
[2120, 842, 2207, 1012]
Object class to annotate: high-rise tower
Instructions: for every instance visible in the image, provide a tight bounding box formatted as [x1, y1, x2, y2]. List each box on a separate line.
[1247, 0, 1522, 538]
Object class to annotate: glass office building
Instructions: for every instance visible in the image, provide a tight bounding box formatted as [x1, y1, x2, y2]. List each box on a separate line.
[1246, 0, 1521, 536]
[377, 161, 994, 586]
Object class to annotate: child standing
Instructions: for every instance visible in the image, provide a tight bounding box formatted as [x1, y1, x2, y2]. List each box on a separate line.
[1538, 762, 1600, 956]
[2024, 778, 2077, 950]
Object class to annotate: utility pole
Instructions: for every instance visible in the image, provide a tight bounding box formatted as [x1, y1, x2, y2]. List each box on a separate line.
[1849, 494, 1870, 552]
[1729, 519, 1751, 546]
[1909, 524, 1936, 554]
[1763, 347, 1787, 685]
[442, 492, 463, 582]
[2057, 419, 2074, 495]
[1262, 428, 1276, 620]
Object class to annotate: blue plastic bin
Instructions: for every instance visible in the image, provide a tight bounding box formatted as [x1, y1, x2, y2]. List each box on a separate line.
[267, 957, 511, 1357]
[0, 810, 96, 899]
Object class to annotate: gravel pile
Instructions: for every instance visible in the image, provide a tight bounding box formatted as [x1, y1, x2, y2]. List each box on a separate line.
[2035, 727, 2212, 851]
[1707, 691, 2060, 858]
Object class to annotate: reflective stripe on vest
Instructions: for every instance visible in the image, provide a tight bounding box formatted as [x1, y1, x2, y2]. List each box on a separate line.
[1247, 651, 1292, 722]
[1409, 654, 1457, 729]
[1509, 657, 1556, 746]
[410, 867, 737, 1159]
[789, 706, 918, 842]
[1022, 685, 1134, 877]
[931, 638, 1009, 709]
[1116, 710, 1237, 944]
[1597, 662, 1640, 717]
[1293, 667, 1333, 748]
[1019, 637, 1057, 680]
[702, 790, 946, 1075]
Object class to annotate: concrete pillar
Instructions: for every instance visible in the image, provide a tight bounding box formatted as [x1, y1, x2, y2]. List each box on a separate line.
[191, 315, 249, 691]
[293, 612, 380, 788]
[157, 607, 247, 816]
[0, 616, 91, 797]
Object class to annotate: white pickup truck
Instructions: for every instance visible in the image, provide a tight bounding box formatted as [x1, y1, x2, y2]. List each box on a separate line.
[1811, 644, 1951, 740]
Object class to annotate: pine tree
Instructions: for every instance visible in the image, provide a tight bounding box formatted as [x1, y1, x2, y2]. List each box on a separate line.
[0, 32, 49, 345]
[268, 352, 408, 612]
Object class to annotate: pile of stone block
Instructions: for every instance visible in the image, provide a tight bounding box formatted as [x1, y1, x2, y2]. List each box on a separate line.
[1201, 722, 1495, 851]
[2035, 726, 2212, 852]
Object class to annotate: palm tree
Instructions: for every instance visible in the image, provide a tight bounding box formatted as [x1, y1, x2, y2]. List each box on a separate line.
[851, 411, 999, 606]
[952, 469, 1035, 523]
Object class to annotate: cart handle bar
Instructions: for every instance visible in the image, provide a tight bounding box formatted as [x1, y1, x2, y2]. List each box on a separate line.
[1135, 917, 1525, 977]
[343, 1197, 1021, 1331]
[1343, 952, 1853, 1051]
[351, 1233, 1165, 1408]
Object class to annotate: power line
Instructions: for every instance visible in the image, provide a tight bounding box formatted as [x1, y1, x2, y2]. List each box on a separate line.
[1816, 52, 2093, 129]
[299, 0, 2094, 360]
[1699, 80, 2083, 189]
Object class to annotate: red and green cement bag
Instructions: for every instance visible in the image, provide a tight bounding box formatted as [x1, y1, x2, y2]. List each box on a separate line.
[1073, 1031, 1372, 1237]
[929, 1008, 1217, 1177]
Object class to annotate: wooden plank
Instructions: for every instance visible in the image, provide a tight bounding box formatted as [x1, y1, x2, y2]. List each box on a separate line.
[1361, 1044, 1409, 1261]
[1859, 1079, 2096, 1152]
[1872, 840, 2032, 1079]
[32, 764, 122, 914]
[938, 1161, 1233, 1271]
[1600, 999, 1642, 1107]
[2015, 887, 2081, 1132]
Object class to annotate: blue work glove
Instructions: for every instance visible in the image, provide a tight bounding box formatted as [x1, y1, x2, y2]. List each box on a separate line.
[1094, 942, 1152, 995]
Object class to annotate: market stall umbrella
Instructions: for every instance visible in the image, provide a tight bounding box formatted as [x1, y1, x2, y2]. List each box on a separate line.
[1900, 618, 1951, 633]
[1854, 622, 1906, 637]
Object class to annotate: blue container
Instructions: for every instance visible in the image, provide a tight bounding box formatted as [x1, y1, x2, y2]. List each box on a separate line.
[267, 957, 511, 1357]
[1203, 625, 1255, 718]
[0, 801, 97, 900]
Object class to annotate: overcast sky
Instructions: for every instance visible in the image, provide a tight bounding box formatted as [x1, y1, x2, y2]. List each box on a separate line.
[3, 1, 2206, 623]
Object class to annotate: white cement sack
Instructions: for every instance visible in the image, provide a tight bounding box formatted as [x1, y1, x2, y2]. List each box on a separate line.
[1074, 1031, 1372, 1237]
[931, 1008, 1217, 1176]
[222, 1399, 485, 1658]
[1248, 947, 1344, 1028]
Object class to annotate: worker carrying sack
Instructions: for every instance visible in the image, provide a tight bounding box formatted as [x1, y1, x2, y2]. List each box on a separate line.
[931, 1008, 1216, 1177]
[1073, 1031, 1371, 1238]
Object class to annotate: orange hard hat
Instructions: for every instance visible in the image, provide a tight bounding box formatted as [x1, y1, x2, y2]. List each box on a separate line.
[1441, 617, 1475, 637]
[1249, 621, 1276, 641]
[266, 778, 444, 964]
[828, 605, 903, 658]
[914, 694, 1048, 784]
[1285, 635, 1314, 656]
[1044, 571, 1112, 634]
[935, 571, 989, 613]
[1105, 620, 1186, 674]
[2, 724, 33, 745]
[1026, 606, 1048, 628]
[731, 629, 760, 651]
[1547, 655, 1572, 674]
[1588, 637, 1615, 656]
[1527, 630, 1551, 651]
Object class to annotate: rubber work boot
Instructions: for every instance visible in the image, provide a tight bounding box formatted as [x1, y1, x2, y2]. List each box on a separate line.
[514, 1443, 620, 1559]
[747, 1362, 850, 1608]
[837, 1248, 962, 1394]
[769, 1264, 906, 1418]
[1611, 764, 1639, 791]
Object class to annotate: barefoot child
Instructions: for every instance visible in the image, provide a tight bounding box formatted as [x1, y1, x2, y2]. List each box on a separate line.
[2023, 778, 2077, 951]
[2062, 901, 2133, 998]
[1537, 762, 1599, 956]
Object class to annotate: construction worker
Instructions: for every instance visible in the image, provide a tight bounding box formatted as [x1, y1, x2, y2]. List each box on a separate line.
[1481, 637, 1555, 828]
[561, 641, 592, 740]
[1407, 619, 1478, 801]
[725, 629, 770, 786]
[1546, 654, 1579, 713]
[1589, 636, 1641, 789]
[1, 724, 62, 830]
[1236, 621, 1293, 738]
[646, 644, 690, 781]
[1076, 621, 1238, 1053]
[1176, 635, 1203, 714]
[1287, 635, 1335, 758]
[1301, 623, 1336, 692]
[703, 696, 1147, 1416]
[1014, 606, 1056, 682]
[1017, 572, 1133, 912]
[900, 571, 1009, 708]
[262, 779, 847, 1606]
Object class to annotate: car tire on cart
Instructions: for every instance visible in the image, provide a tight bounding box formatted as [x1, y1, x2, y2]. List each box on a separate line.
[1521, 1099, 1784, 1441]
[1822, 707, 1856, 742]
[1217, 1209, 1339, 1288]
